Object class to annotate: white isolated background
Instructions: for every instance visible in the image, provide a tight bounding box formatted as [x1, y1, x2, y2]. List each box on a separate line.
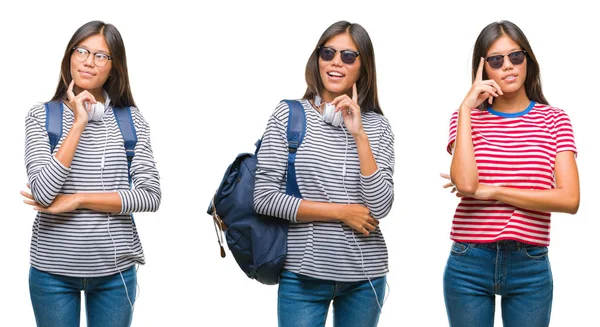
[0, 0, 598, 326]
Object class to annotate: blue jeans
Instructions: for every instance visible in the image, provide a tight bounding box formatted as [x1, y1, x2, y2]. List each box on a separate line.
[443, 241, 553, 327]
[278, 270, 386, 327]
[29, 265, 137, 327]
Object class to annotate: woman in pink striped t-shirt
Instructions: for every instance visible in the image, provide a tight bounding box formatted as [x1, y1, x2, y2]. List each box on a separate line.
[441, 20, 579, 327]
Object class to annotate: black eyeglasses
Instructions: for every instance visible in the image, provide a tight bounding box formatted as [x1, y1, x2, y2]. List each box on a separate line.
[485, 50, 527, 69]
[71, 47, 113, 67]
[318, 46, 360, 65]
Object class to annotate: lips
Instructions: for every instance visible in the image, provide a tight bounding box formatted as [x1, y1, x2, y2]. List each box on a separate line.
[502, 74, 517, 81]
[78, 70, 96, 77]
[327, 71, 345, 78]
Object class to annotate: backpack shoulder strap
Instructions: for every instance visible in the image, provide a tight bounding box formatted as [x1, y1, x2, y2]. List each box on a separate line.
[282, 100, 306, 198]
[44, 101, 64, 154]
[113, 106, 138, 186]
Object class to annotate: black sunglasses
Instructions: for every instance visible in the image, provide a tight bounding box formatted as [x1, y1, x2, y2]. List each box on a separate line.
[318, 46, 360, 65]
[485, 50, 527, 69]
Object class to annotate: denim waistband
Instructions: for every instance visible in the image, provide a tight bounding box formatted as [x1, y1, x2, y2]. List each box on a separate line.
[464, 240, 543, 250]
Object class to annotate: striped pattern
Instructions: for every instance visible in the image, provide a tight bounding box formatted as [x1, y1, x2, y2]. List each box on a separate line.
[447, 103, 576, 246]
[254, 100, 394, 282]
[25, 101, 161, 277]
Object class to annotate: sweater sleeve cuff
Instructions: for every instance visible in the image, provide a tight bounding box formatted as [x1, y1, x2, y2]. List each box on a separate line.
[289, 197, 302, 223]
[117, 191, 129, 214]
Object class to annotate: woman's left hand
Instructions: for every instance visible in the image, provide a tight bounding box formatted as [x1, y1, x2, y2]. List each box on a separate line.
[441, 173, 496, 200]
[331, 83, 364, 137]
[21, 184, 80, 214]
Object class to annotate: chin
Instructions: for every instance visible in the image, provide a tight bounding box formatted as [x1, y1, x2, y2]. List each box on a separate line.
[74, 80, 101, 90]
[501, 84, 523, 94]
[323, 84, 348, 95]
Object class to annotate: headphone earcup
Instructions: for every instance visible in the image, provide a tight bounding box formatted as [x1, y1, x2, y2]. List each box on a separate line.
[87, 103, 105, 122]
[323, 103, 335, 124]
[321, 101, 343, 127]
[331, 110, 343, 127]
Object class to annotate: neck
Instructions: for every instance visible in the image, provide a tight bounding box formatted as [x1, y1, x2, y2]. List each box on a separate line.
[490, 88, 530, 113]
[74, 86, 105, 104]
[310, 99, 322, 114]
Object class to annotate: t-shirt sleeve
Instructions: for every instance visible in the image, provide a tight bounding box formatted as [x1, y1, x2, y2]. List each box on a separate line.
[447, 110, 459, 155]
[554, 110, 577, 155]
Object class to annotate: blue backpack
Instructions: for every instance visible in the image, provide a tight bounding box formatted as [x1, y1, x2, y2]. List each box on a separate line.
[207, 100, 306, 285]
[44, 100, 137, 185]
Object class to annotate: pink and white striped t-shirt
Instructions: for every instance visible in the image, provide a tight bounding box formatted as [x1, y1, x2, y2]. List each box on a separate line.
[447, 101, 577, 246]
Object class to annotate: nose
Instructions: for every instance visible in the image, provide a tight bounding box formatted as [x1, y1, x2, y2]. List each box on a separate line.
[84, 53, 95, 67]
[502, 54, 513, 71]
[331, 51, 343, 66]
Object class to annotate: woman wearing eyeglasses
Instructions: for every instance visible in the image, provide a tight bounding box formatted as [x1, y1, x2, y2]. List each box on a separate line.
[253, 21, 394, 327]
[441, 20, 579, 327]
[21, 21, 161, 327]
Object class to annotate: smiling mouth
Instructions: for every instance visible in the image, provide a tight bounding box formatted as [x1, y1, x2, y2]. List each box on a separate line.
[327, 72, 344, 78]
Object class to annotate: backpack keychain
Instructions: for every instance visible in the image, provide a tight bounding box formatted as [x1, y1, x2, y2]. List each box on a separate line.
[210, 197, 227, 258]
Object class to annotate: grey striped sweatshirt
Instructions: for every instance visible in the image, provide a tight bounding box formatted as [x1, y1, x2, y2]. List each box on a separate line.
[25, 101, 161, 277]
[254, 99, 395, 282]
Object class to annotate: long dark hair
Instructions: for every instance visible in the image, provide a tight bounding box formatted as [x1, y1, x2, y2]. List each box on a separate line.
[51, 20, 136, 108]
[472, 20, 547, 110]
[303, 21, 382, 115]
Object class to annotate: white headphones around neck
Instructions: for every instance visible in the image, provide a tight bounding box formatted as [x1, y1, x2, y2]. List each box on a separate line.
[315, 95, 343, 127]
[86, 102, 105, 122]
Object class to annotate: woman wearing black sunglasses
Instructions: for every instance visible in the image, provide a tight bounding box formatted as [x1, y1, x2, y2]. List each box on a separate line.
[254, 21, 394, 327]
[441, 20, 579, 326]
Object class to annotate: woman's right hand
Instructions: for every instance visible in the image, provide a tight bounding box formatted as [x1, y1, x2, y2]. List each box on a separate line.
[339, 204, 379, 236]
[64, 79, 97, 127]
[460, 57, 504, 109]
